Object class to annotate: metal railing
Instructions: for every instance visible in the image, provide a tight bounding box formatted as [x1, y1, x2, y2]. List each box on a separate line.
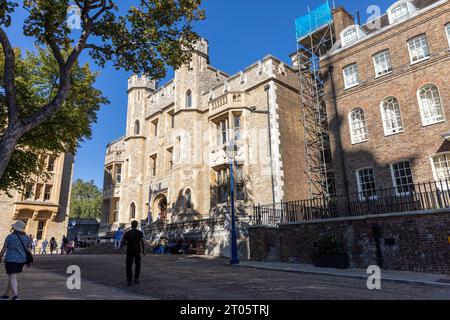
[251, 179, 450, 226]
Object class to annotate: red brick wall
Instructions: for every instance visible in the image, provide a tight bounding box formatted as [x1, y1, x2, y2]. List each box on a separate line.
[321, 1, 450, 193]
[250, 210, 450, 274]
[248, 226, 279, 261]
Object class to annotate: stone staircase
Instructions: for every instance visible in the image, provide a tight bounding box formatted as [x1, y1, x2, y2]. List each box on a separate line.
[77, 241, 154, 255]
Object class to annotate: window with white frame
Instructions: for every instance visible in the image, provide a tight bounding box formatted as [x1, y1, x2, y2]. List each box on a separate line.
[417, 84, 445, 126]
[432, 153, 450, 182]
[446, 24, 450, 48]
[407, 34, 430, 64]
[357, 168, 377, 200]
[217, 119, 229, 145]
[373, 50, 392, 77]
[387, 1, 416, 24]
[343, 64, 360, 89]
[349, 108, 368, 144]
[340, 25, 366, 47]
[390, 3, 409, 23]
[342, 27, 358, 45]
[391, 161, 414, 195]
[381, 97, 403, 135]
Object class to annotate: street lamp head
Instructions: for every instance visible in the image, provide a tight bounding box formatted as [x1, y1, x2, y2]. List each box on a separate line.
[249, 106, 257, 113]
[225, 141, 237, 160]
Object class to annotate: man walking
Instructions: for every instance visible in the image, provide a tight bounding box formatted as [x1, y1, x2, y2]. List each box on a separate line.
[41, 238, 48, 255]
[121, 220, 145, 286]
[60, 235, 68, 255]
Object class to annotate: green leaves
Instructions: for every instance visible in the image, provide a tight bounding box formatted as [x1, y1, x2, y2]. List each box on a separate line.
[0, 0, 17, 27]
[0, 47, 107, 192]
[20, 0, 204, 78]
[0, 0, 204, 191]
[70, 179, 103, 219]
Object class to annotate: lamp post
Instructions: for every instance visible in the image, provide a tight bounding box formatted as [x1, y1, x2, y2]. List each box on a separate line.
[226, 141, 240, 265]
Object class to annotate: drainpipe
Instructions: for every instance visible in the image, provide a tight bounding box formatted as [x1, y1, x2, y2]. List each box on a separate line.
[328, 65, 350, 213]
[265, 84, 276, 206]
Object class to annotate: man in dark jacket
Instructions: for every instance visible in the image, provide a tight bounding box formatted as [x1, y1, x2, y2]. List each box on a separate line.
[121, 220, 146, 286]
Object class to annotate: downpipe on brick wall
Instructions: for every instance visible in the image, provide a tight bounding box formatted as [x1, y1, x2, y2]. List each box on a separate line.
[372, 225, 384, 268]
[328, 65, 351, 215]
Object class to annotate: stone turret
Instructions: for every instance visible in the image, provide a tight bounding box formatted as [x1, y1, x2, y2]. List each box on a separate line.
[192, 38, 209, 58]
[127, 74, 157, 93]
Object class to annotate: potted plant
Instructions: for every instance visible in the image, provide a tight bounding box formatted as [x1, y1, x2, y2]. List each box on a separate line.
[312, 236, 349, 269]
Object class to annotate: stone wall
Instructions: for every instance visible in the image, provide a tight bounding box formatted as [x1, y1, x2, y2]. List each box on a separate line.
[249, 209, 450, 274]
[143, 215, 250, 260]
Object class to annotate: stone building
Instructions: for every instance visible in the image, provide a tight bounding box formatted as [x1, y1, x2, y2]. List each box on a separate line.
[0, 153, 74, 246]
[101, 39, 309, 231]
[321, 0, 450, 196]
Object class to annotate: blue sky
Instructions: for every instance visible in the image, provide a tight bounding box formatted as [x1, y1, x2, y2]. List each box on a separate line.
[8, 0, 394, 188]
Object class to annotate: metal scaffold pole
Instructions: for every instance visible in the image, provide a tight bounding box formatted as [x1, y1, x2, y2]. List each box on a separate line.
[295, 1, 335, 199]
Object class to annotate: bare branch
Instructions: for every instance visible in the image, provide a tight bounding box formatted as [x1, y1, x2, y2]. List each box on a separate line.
[0, 27, 19, 125]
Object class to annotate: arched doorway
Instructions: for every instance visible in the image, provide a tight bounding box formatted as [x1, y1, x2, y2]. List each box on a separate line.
[152, 194, 168, 221]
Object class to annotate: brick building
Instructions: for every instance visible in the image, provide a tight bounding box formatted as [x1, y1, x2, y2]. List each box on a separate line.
[0, 153, 74, 247]
[321, 0, 450, 196]
[101, 39, 309, 231]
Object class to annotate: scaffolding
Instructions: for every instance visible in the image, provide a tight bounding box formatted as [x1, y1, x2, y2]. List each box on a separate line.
[295, 1, 335, 199]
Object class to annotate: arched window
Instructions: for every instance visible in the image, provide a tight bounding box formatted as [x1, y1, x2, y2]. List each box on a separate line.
[185, 188, 192, 209]
[129, 202, 136, 220]
[349, 108, 368, 144]
[186, 89, 192, 108]
[387, 1, 416, 24]
[417, 84, 445, 126]
[134, 120, 140, 135]
[381, 97, 404, 135]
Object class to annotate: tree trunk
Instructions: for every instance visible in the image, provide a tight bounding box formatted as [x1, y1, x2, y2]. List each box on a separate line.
[0, 125, 22, 182]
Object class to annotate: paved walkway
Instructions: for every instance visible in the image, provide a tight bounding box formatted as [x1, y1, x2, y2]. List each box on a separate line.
[16, 255, 450, 300]
[237, 261, 450, 287]
[0, 264, 154, 300]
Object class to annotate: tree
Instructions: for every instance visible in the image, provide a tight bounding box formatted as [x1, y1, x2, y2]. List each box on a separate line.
[0, 0, 204, 187]
[70, 179, 103, 218]
[0, 47, 108, 193]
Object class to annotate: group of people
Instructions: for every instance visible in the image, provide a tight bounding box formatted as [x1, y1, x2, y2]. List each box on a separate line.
[0, 221, 80, 300]
[29, 235, 75, 255]
[0, 219, 147, 299]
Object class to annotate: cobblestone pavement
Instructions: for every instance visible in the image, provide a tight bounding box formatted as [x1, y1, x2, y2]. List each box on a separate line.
[17, 254, 450, 300]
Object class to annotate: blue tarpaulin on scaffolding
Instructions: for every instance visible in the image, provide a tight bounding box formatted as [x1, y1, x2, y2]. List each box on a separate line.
[295, 1, 333, 41]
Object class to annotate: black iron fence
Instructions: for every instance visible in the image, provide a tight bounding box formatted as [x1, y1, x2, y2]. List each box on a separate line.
[251, 179, 450, 226]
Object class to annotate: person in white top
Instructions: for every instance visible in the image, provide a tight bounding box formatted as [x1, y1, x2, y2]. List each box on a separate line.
[32, 237, 38, 255]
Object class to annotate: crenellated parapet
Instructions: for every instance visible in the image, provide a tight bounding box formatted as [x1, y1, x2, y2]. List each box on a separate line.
[128, 74, 157, 92]
[204, 56, 298, 102]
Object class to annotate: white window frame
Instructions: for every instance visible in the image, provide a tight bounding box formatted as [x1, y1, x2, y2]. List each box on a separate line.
[340, 25, 366, 47]
[349, 108, 368, 144]
[446, 23, 450, 49]
[380, 97, 404, 136]
[373, 50, 393, 78]
[387, 1, 416, 24]
[356, 168, 378, 201]
[417, 84, 445, 126]
[343, 64, 360, 89]
[407, 34, 430, 65]
[390, 160, 414, 196]
[431, 153, 450, 190]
